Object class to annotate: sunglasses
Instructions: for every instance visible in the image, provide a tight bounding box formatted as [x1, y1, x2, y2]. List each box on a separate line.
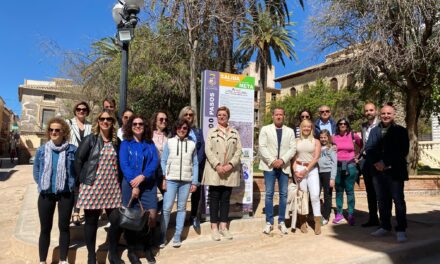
[301, 115, 310, 119]
[320, 110, 330, 114]
[159, 117, 168, 123]
[338, 122, 347, 126]
[177, 126, 188, 131]
[123, 115, 131, 120]
[132, 122, 144, 127]
[98, 117, 114, 122]
[76, 107, 88, 112]
[48, 128, 61, 133]
[184, 113, 194, 117]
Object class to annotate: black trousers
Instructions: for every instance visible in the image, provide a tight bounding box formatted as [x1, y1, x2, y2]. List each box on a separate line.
[83, 208, 122, 260]
[362, 159, 379, 222]
[190, 165, 204, 218]
[373, 171, 407, 232]
[38, 192, 74, 262]
[209, 186, 232, 223]
[319, 172, 333, 220]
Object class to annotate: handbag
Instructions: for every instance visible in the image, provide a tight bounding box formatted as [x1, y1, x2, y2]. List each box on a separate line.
[119, 197, 149, 231]
[296, 189, 309, 215]
[293, 165, 309, 215]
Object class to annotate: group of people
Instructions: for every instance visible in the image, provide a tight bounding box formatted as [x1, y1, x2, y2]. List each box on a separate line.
[33, 96, 409, 264]
[33, 97, 242, 264]
[259, 103, 409, 243]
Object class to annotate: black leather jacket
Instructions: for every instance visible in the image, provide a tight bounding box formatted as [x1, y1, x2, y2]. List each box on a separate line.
[74, 134, 121, 185]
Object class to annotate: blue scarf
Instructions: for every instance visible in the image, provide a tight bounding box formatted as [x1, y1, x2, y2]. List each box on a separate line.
[40, 140, 69, 192]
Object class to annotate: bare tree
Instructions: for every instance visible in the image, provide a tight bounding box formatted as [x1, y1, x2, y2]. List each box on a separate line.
[311, 0, 440, 173]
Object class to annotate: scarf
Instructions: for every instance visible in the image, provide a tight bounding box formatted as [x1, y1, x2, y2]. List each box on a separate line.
[40, 140, 70, 192]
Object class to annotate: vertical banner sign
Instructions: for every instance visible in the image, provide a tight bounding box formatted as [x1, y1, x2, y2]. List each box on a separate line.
[201, 70, 255, 217]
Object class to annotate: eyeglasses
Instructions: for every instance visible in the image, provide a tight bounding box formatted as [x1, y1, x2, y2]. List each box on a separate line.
[48, 128, 61, 133]
[159, 117, 168, 123]
[76, 107, 88, 112]
[300, 115, 310, 119]
[338, 122, 347, 126]
[98, 117, 114, 122]
[184, 113, 194, 117]
[320, 110, 330, 114]
[132, 122, 144, 127]
[177, 126, 188, 131]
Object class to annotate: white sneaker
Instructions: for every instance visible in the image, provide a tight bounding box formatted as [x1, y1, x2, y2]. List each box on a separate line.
[371, 228, 390, 237]
[396, 231, 407, 243]
[322, 219, 329, 225]
[59, 261, 69, 264]
[278, 222, 289, 235]
[263, 222, 273, 234]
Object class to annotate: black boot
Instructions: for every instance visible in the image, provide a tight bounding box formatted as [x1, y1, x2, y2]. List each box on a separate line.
[145, 247, 156, 264]
[127, 248, 141, 264]
[108, 252, 125, 264]
[87, 252, 96, 264]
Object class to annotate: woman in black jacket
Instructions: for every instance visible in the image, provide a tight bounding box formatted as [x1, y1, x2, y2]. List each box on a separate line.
[75, 110, 123, 264]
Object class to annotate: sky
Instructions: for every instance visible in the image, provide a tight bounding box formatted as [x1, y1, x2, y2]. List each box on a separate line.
[0, 0, 326, 117]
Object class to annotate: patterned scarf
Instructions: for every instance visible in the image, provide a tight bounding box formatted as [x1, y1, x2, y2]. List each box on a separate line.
[40, 140, 69, 192]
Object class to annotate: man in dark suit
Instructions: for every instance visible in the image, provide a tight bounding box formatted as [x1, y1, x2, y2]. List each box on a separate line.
[365, 104, 409, 243]
[359, 103, 380, 227]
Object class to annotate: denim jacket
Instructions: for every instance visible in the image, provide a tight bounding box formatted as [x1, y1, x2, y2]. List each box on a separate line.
[33, 143, 77, 193]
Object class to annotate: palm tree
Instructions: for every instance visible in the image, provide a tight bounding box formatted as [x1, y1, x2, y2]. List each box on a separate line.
[236, 3, 296, 129]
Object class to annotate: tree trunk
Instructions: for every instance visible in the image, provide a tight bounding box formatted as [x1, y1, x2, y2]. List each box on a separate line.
[189, 40, 198, 121]
[405, 82, 422, 176]
[258, 62, 267, 130]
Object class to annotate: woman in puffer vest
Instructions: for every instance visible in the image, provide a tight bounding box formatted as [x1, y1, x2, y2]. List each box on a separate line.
[159, 119, 199, 248]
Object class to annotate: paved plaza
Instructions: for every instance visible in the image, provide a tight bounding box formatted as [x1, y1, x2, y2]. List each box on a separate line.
[1, 158, 439, 264]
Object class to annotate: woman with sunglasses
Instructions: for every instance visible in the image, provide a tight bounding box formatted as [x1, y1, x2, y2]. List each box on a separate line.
[117, 109, 134, 140]
[34, 118, 77, 264]
[119, 115, 158, 264]
[151, 111, 170, 214]
[203, 106, 242, 241]
[74, 110, 123, 264]
[294, 109, 313, 138]
[160, 119, 199, 248]
[332, 118, 362, 225]
[178, 106, 206, 231]
[292, 119, 322, 235]
[67, 101, 92, 225]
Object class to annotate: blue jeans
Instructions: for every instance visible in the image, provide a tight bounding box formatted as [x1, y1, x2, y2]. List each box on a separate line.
[160, 180, 191, 243]
[264, 169, 288, 225]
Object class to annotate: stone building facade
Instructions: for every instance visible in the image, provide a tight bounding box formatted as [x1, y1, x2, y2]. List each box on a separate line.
[18, 78, 83, 158]
[274, 49, 355, 97]
[273, 49, 439, 140]
[242, 62, 280, 126]
[0, 97, 15, 155]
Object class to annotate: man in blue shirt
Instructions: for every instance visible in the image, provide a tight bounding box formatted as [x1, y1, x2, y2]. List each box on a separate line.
[314, 105, 336, 138]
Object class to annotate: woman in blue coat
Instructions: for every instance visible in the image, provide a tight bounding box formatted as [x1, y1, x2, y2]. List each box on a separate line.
[33, 117, 77, 264]
[119, 115, 159, 264]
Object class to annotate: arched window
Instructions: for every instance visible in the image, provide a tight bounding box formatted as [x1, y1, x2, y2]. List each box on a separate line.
[347, 74, 355, 89]
[302, 84, 309, 92]
[330, 78, 338, 91]
[290, 87, 297, 97]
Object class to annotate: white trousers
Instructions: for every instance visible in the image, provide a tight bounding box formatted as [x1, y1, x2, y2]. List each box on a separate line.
[296, 166, 321, 216]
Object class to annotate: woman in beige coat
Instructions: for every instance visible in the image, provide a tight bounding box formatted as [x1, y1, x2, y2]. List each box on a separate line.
[202, 106, 242, 241]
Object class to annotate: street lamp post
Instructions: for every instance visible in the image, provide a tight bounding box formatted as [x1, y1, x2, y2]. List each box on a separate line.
[112, 0, 144, 121]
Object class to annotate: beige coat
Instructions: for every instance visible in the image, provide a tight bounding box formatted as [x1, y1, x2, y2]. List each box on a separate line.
[258, 124, 296, 175]
[202, 127, 242, 187]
